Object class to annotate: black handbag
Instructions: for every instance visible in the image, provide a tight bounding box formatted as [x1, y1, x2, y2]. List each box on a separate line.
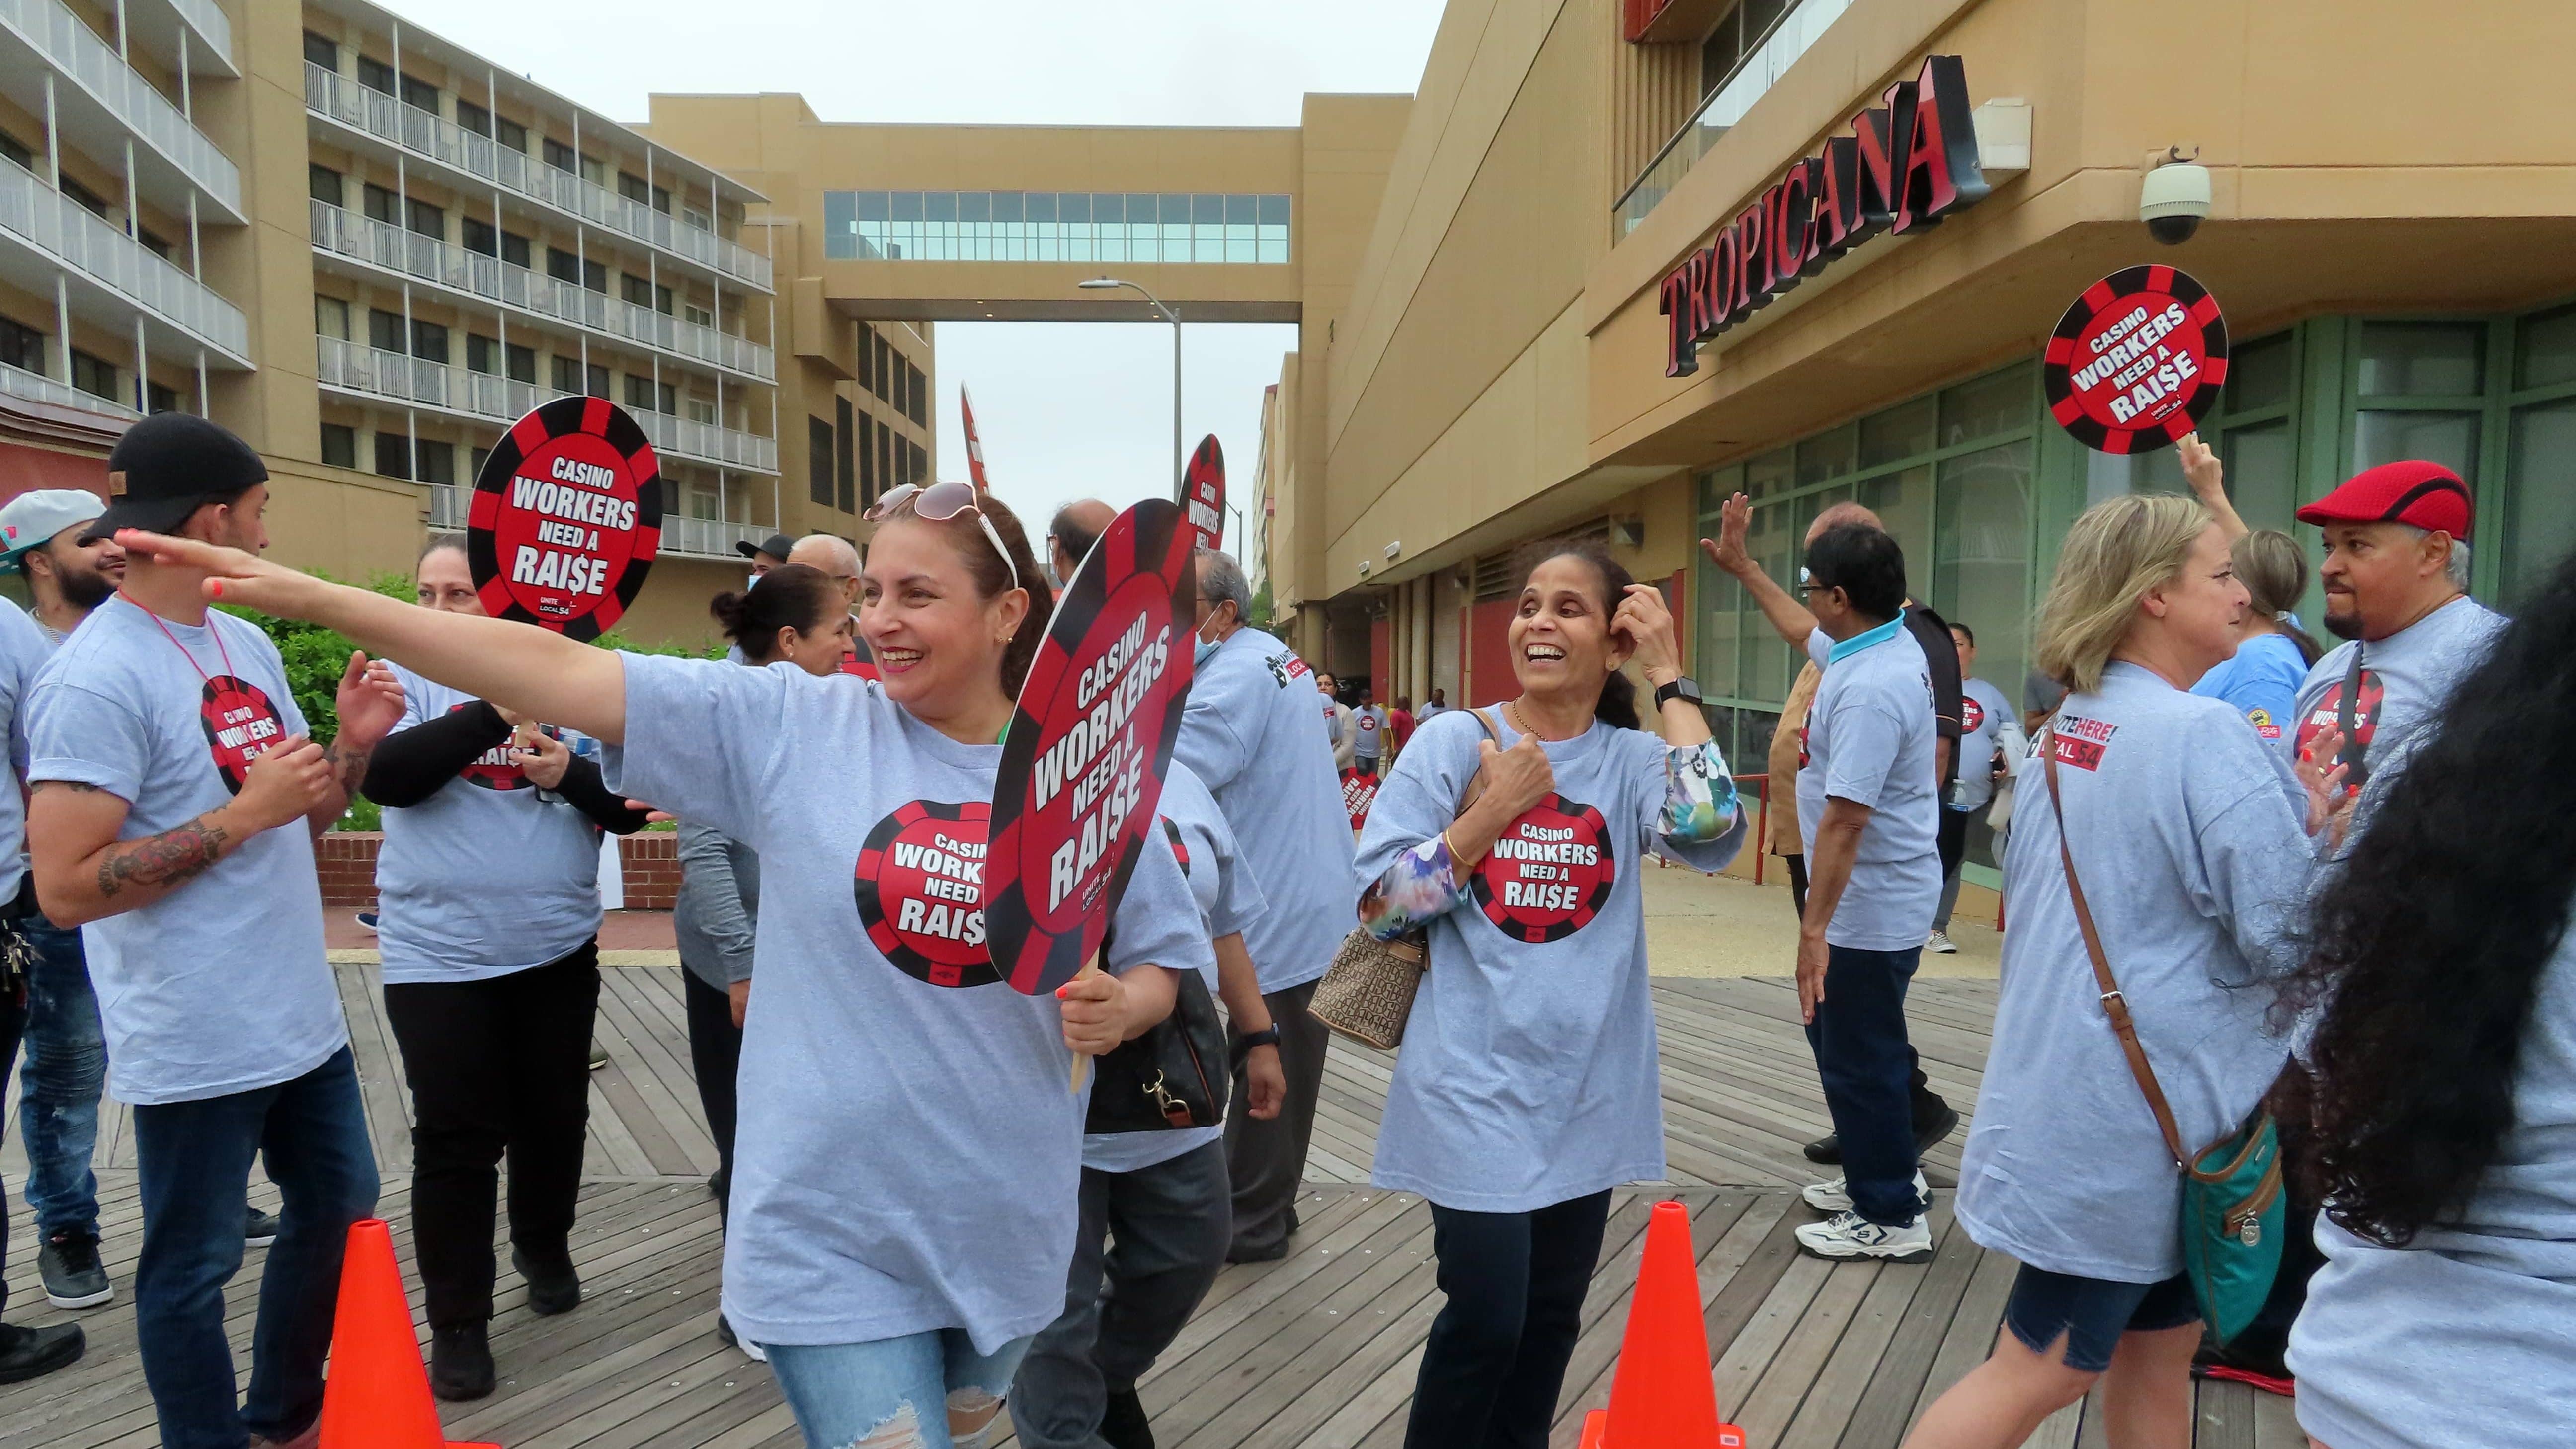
[1083, 964, 1230, 1134]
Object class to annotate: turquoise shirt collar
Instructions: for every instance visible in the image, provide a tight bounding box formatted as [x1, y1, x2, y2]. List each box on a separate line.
[1826, 608, 1908, 666]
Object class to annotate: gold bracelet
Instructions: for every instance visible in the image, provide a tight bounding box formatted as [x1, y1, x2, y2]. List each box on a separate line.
[1438, 828, 1460, 864]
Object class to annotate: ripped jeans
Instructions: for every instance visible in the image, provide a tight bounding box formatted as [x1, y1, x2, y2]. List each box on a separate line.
[765, 1330, 1033, 1449]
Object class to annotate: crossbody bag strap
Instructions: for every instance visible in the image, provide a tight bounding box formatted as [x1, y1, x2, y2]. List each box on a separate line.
[1453, 706, 1503, 816]
[2335, 644, 2368, 789]
[2043, 727, 2193, 1170]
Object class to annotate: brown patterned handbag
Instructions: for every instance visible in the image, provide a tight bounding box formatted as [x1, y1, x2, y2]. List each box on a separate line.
[1310, 708, 1500, 1050]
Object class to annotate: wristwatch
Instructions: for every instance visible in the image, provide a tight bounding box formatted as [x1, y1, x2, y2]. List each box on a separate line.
[1654, 676, 1704, 711]
[1231, 1024, 1282, 1065]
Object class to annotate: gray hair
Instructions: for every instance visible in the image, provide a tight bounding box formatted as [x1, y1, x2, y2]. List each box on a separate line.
[1198, 548, 1253, 617]
[2397, 524, 2473, 592]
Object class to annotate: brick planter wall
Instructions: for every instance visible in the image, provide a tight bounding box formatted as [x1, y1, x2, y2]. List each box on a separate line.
[315, 831, 678, 911]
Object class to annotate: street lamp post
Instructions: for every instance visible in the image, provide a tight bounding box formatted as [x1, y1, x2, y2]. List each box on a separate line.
[1078, 277, 1182, 501]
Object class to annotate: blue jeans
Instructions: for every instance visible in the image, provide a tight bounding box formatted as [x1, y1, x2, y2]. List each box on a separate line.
[132, 1046, 380, 1449]
[0, 956, 23, 1317]
[17, 912, 105, 1239]
[765, 1329, 1033, 1449]
[1804, 944, 1929, 1225]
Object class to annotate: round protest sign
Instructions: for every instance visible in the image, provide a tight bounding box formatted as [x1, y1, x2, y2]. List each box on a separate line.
[983, 497, 1198, 997]
[2042, 265, 2230, 455]
[466, 396, 663, 640]
[1183, 435, 1226, 551]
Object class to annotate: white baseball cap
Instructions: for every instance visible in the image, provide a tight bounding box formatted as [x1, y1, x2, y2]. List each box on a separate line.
[0, 489, 107, 573]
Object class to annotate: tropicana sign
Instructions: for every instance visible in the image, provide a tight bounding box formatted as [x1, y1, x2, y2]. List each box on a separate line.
[1658, 54, 1992, 378]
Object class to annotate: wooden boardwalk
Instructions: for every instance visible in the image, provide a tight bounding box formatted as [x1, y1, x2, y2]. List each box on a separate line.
[0, 966, 2300, 1448]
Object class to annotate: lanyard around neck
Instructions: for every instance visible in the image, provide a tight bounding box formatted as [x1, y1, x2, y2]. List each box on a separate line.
[121, 590, 237, 685]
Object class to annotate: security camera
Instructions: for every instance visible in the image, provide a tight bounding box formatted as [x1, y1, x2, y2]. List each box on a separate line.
[2140, 149, 2211, 246]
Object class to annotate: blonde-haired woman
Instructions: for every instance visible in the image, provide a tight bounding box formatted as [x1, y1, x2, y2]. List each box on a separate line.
[1906, 495, 2348, 1449]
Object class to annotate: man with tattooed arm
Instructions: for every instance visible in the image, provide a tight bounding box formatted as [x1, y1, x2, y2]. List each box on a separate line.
[22, 414, 405, 1449]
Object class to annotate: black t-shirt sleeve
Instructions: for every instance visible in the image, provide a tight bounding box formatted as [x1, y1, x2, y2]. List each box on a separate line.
[1903, 603, 1963, 786]
[362, 701, 510, 807]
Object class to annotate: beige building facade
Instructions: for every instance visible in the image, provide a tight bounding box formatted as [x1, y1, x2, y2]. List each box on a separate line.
[1257, 0, 2576, 890]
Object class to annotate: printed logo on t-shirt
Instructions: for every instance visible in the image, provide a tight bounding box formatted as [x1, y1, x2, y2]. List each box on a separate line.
[2294, 672, 2384, 760]
[1340, 767, 1380, 829]
[454, 703, 534, 790]
[1471, 794, 1615, 944]
[853, 800, 999, 989]
[1961, 696, 1986, 733]
[1161, 816, 1192, 873]
[2052, 715, 2118, 771]
[1263, 652, 1314, 691]
[2244, 706, 2281, 742]
[198, 676, 286, 794]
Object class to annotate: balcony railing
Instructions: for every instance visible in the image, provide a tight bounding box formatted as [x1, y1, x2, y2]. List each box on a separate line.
[310, 201, 774, 382]
[304, 62, 771, 292]
[0, 0, 242, 216]
[0, 355, 138, 418]
[427, 480, 767, 561]
[316, 334, 778, 474]
[0, 161, 248, 360]
[1613, 0, 1853, 235]
[162, 0, 228, 70]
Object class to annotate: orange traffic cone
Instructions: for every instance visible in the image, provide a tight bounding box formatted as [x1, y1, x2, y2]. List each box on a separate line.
[318, 1219, 500, 1449]
[1577, 1200, 1747, 1449]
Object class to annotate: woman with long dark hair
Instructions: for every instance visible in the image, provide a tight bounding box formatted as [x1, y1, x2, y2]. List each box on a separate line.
[1354, 541, 1745, 1448]
[2285, 551, 2576, 1449]
[679, 563, 850, 1356]
[115, 486, 1202, 1449]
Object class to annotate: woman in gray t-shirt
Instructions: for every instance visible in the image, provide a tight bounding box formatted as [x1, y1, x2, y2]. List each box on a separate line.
[2286, 565, 2576, 1449]
[1354, 542, 1745, 1449]
[1914, 495, 2346, 1449]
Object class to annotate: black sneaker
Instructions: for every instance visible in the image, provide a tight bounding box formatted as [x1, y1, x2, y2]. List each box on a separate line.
[245, 1207, 281, 1249]
[39, 1230, 113, 1309]
[1802, 1104, 1965, 1167]
[354, 911, 379, 932]
[1101, 1386, 1157, 1449]
[512, 1245, 582, 1316]
[0, 1322, 86, 1384]
[429, 1322, 494, 1401]
[588, 1042, 610, 1072]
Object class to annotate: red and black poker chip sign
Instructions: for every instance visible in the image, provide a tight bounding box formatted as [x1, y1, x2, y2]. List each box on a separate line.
[2294, 672, 2384, 762]
[2042, 266, 2229, 455]
[465, 396, 663, 641]
[855, 800, 999, 989]
[982, 498, 1198, 997]
[1182, 435, 1225, 552]
[1471, 794, 1616, 944]
[199, 676, 286, 794]
[1340, 768, 1379, 831]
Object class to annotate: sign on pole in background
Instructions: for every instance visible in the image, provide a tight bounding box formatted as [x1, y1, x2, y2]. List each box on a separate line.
[1183, 436, 1225, 551]
[2042, 265, 2229, 455]
[983, 498, 1198, 997]
[1341, 768, 1380, 831]
[962, 384, 992, 492]
[466, 397, 662, 640]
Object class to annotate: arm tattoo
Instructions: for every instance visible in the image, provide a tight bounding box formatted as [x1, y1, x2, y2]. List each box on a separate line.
[322, 742, 372, 800]
[96, 814, 230, 898]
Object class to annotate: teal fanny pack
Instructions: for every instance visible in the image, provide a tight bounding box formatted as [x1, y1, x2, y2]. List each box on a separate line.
[2043, 729, 2285, 1342]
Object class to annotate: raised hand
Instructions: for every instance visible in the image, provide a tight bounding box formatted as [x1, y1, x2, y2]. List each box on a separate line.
[334, 651, 406, 750]
[115, 530, 332, 620]
[232, 737, 335, 835]
[1613, 583, 1681, 680]
[1698, 491, 1754, 575]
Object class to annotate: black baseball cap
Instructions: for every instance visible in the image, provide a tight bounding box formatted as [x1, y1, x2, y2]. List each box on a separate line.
[81, 413, 269, 543]
[736, 532, 796, 562]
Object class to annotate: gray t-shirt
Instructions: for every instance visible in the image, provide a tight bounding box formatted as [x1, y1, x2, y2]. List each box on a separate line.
[1082, 761, 1264, 1176]
[1958, 663, 2313, 1281]
[1798, 621, 1942, 950]
[375, 665, 604, 985]
[1354, 704, 1383, 759]
[1355, 710, 1745, 1211]
[1174, 628, 1354, 993]
[0, 597, 54, 901]
[2287, 594, 2506, 781]
[605, 654, 1213, 1353]
[2289, 925, 2576, 1449]
[1949, 676, 2015, 813]
[25, 595, 343, 1105]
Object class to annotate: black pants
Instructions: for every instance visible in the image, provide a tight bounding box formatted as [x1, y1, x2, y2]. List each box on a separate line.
[1783, 853, 1809, 918]
[1405, 1190, 1610, 1449]
[1224, 979, 1328, 1258]
[683, 969, 743, 1223]
[381, 941, 600, 1328]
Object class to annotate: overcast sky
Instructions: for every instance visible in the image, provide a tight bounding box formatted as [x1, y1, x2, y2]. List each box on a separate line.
[387, 0, 1448, 547]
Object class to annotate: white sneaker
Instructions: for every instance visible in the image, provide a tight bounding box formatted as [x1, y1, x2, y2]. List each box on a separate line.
[1802, 1170, 1931, 1215]
[1795, 1209, 1934, 1262]
[1927, 930, 1957, 954]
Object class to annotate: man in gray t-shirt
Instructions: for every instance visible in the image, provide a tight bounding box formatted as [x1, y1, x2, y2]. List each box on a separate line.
[1787, 525, 1941, 1263]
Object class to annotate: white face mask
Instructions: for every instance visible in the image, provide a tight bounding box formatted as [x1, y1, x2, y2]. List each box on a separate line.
[746, 573, 762, 592]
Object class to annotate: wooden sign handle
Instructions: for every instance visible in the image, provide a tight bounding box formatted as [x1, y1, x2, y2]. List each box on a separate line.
[1068, 957, 1104, 1093]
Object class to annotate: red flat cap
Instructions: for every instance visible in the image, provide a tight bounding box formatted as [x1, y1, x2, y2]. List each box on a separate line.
[2295, 460, 2473, 541]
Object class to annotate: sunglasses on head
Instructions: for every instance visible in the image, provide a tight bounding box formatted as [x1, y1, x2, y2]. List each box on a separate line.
[867, 481, 1020, 593]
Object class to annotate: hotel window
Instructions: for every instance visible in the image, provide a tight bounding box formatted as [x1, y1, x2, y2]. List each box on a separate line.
[400, 76, 440, 115]
[374, 431, 411, 480]
[137, 227, 171, 259]
[836, 396, 856, 512]
[0, 129, 30, 171]
[60, 174, 110, 219]
[620, 276, 674, 314]
[357, 56, 394, 96]
[1698, 0, 1790, 97]
[906, 363, 927, 426]
[552, 356, 608, 397]
[410, 321, 450, 365]
[463, 219, 531, 268]
[684, 303, 713, 328]
[314, 297, 350, 341]
[495, 118, 528, 154]
[302, 31, 336, 72]
[543, 139, 581, 174]
[872, 332, 892, 402]
[70, 350, 115, 400]
[415, 440, 457, 485]
[146, 380, 179, 414]
[319, 423, 357, 468]
[363, 184, 399, 226]
[2503, 303, 2576, 606]
[456, 100, 491, 138]
[308, 164, 343, 207]
[547, 247, 607, 293]
[908, 441, 928, 488]
[857, 324, 876, 392]
[407, 199, 444, 240]
[618, 173, 671, 213]
[877, 415, 893, 494]
[369, 309, 404, 353]
[858, 413, 877, 506]
[0, 316, 42, 372]
[625, 376, 676, 414]
[825, 191, 1292, 264]
[808, 418, 834, 507]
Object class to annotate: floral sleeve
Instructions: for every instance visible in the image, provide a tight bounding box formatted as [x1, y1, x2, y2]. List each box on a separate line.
[1357, 834, 1466, 941]
[1659, 739, 1741, 844]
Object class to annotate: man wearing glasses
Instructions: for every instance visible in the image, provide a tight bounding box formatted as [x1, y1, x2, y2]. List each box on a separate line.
[1177, 549, 1352, 1263]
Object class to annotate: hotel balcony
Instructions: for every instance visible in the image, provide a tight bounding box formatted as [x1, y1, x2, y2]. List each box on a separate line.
[0, 0, 243, 221]
[0, 159, 250, 364]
